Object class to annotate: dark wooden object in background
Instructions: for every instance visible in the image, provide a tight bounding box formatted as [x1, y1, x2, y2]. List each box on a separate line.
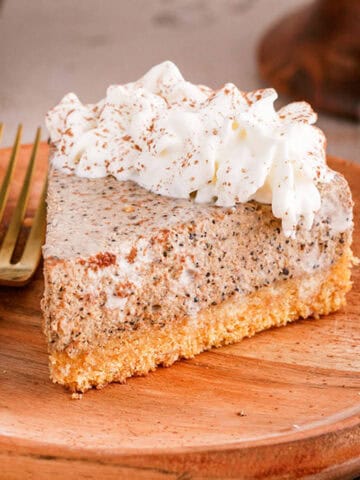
[258, 0, 360, 120]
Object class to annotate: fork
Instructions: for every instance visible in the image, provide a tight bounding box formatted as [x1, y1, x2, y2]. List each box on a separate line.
[0, 125, 47, 286]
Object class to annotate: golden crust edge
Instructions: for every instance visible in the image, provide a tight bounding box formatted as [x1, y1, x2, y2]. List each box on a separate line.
[49, 249, 355, 392]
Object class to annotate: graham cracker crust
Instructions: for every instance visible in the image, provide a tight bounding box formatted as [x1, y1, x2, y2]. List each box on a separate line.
[49, 251, 354, 392]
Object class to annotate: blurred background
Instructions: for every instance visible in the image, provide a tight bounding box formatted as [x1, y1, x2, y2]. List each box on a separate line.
[0, 0, 359, 161]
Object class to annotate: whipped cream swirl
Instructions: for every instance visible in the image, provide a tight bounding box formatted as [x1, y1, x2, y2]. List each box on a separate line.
[46, 61, 332, 236]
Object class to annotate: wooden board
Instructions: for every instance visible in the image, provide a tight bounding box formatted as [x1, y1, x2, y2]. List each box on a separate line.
[0, 143, 359, 479]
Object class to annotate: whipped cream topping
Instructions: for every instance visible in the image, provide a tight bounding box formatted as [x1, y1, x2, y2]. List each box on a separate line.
[46, 61, 332, 236]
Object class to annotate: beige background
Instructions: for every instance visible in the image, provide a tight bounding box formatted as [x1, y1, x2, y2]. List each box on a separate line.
[0, 0, 358, 161]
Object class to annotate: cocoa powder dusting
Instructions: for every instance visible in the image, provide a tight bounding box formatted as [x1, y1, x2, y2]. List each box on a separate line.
[126, 247, 137, 264]
[79, 252, 117, 270]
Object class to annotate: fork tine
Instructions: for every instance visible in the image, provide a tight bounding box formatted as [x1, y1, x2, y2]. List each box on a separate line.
[0, 124, 22, 222]
[21, 177, 47, 269]
[0, 127, 41, 264]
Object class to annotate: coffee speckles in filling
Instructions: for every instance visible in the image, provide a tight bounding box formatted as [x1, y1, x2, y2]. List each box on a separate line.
[41, 166, 353, 355]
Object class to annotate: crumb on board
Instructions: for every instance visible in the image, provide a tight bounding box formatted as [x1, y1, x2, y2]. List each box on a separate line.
[71, 392, 83, 400]
[236, 410, 247, 417]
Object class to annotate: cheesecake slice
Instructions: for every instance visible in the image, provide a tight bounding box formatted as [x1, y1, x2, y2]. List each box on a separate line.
[42, 61, 355, 392]
[42, 167, 353, 392]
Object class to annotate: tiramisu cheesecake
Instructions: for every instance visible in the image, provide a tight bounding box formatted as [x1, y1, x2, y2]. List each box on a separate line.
[42, 61, 354, 392]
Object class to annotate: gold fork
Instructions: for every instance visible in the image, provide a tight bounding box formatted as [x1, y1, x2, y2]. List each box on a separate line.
[0, 125, 47, 286]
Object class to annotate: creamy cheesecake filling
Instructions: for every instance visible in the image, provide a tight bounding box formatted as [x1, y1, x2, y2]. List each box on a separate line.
[46, 61, 333, 237]
[43, 169, 352, 354]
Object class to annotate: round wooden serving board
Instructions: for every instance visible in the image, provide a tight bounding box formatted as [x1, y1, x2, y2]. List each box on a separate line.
[0, 143, 359, 479]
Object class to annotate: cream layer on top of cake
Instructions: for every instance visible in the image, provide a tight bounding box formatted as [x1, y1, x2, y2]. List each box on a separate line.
[46, 61, 335, 237]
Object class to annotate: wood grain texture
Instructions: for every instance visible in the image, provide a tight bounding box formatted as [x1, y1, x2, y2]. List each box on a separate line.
[0, 143, 359, 479]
